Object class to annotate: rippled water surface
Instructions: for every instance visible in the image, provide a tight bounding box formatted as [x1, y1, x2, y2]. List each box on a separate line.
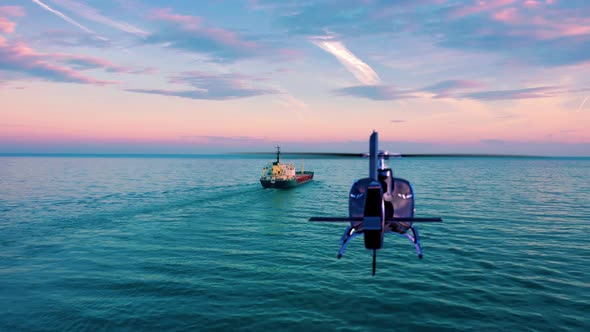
[1, 155, 589, 331]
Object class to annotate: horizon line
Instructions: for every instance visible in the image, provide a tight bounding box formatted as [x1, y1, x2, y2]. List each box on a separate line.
[1, 152, 588, 158]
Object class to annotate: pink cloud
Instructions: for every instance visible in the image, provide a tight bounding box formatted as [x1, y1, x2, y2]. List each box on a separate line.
[276, 48, 305, 61]
[0, 15, 153, 80]
[0, 17, 16, 33]
[0, 6, 24, 34]
[48, 0, 147, 37]
[0, 6, 25, 17]
[51, 53, 133, 73]
[556, 24, 590, 37]
[150, 8, 257, 51]
[130, 67, 159, 75]
[523, 0, 541, 8]
[491, 0, 517, 6]
[449, 0, 517, 18]
[506, 14, 590, 39]
[205, 27, 257, 50]
[423, 79, 486, 98]
[0, 36, 116, 85]
[460, 86, 566, 100]
[144, 8, 268, 62]
[126, 70, 278, 100]
[492, 7, 519, 23]
[150, 8, 202, 27]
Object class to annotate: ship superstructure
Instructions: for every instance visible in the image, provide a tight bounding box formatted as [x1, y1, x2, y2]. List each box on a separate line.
[260, 146, 313, 188]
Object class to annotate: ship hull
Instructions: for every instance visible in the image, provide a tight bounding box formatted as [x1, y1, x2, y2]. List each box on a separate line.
[260, 171, 314, 189]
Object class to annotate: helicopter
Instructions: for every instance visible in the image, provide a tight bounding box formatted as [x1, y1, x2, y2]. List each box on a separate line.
[309, 131, 442, 275]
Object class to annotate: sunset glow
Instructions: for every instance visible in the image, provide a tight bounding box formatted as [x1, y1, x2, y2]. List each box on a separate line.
[1, 0, 589, 155]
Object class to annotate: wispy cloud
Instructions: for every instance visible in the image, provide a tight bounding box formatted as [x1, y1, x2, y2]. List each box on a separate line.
[37, 29, 111, 48]
[459, 86, 563, 101]
[261, 0, 590, 67]
[0, 16, 147, 80]
[125, 88, 275, 100]
[271, 1, 378, 36]
[437, 3, 590, 66]
[50, 0, 148, 37]
[449, 0, 517, 18]
[0, 17, 16, 34]
[178, 135, 267, 143]
[150, 8, 202, 27]
[491, 7, 519, 23]
[0, 35, 115, 85]
[30, 0, 107, 41]
[0, 6, 25, 33]
[126, 70, 278, 100]
[0, 6, 25, 17]
[334, 81, 574, 102]
[576, 96, 588, 112]
[311, 35, 380, 85]
[334, 85, 416, 100]
[145, 8, 261, 62]
[423, 80, 485, 98]
[129, 67, 158, 75]
[273, 93, 310, 117]
[32, 53, 153, 75]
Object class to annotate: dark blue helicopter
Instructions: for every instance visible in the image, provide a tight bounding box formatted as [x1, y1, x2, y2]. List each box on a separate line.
[309, 131, 442, 275]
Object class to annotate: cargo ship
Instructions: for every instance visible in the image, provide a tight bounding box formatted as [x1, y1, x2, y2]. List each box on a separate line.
[260, 146, 314, 188]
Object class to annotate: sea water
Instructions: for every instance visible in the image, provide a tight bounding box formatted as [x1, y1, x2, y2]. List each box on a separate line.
[1, 155, 589, 331]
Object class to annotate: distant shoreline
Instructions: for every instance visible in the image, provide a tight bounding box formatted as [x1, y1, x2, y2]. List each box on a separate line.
[238, 152, 544, 158]
[1, 152, 588, 158]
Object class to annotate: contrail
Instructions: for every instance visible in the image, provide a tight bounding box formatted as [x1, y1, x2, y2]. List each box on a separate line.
[311, 35, 381, 85]
[576, 96, 588, 112]
[31, 0, 108, 41]
[51, 0, 148, 37]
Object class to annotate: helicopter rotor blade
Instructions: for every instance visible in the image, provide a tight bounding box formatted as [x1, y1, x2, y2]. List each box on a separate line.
[309, 217, 356, 222]
[309, 217, 442, 222]
[388, 217, 442, 222]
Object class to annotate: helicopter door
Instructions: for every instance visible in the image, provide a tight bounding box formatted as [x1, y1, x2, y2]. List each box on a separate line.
[389, 178, 415, 234]
[391, 178, 414, 218]
[349, 177, 415, 218]
[349, 178, 371, 222]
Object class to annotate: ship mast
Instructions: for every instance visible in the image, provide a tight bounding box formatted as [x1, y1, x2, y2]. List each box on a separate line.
[275, 145, 281, 164]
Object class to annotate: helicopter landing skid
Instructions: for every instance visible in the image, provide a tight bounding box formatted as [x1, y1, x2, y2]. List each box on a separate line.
[337, 225, 361, 259]
[391, 226, 423, 259]
[338, 225, 424, 260]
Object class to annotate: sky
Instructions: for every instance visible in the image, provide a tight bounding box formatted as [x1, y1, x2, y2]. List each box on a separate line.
[0, 0, 589, 155]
